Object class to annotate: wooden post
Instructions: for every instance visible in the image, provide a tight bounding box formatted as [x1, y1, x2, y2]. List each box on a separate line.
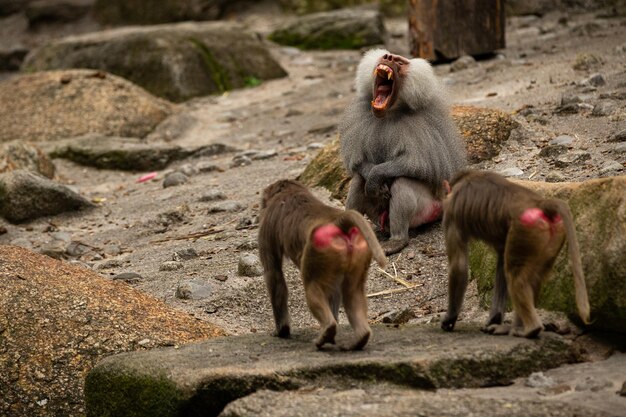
[409, 0, 505, 61]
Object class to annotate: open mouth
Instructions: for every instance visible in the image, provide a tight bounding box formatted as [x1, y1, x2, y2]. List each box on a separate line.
[371, 63, 394, 111]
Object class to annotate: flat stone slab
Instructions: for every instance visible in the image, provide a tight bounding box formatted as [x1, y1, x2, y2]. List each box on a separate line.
[85, 324, 583, 417]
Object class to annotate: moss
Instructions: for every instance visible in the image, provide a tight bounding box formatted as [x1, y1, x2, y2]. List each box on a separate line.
[85, 367, 184, 417]
[187, 38, 231, 93]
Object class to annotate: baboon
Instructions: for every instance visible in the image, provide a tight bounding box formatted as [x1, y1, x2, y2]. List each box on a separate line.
[340, 48, 466, 255]
[441, 170, 590, 338]
[258, 180, 386, 350]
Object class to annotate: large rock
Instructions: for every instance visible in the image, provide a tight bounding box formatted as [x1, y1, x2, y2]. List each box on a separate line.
[0, 141, 55, 178]
[0, 246, 224, 417]
[85, 325, 581, 417]
[92, 0, 253, 25]
[25, 0, 93, 25]
[0, 0, 27, 16]
[278, 0, 407, 16]
[23, 22, 288, 102]
[300, 106, 518, 198]
[269, 8, 387, 50]
[0, 70, 173, 143]
[0, 170, 94, 223]
[470, 176, 626, 334]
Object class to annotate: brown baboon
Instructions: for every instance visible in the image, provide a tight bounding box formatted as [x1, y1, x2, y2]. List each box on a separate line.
[258, 180, 386, 350]
[441, 170, 590, 338]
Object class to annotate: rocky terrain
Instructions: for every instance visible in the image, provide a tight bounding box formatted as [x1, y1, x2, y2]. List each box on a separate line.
[0, 0, 625, 416]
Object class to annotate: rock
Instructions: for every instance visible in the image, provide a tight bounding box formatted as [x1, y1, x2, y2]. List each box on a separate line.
[0, 246, 224, 416]
[49, 135, 189, 171]
[575, 377, 613, 392]
[66, 240, 93, 257]
[175, 279, 212, 300]
[25, 0, 92, 25]
[195, 161, 223, 173]
[98, 259, 124, 270]
[549, 135, 575, 146]
[112, 272, 143, 284]
[92, 0, 251, 25]
[269, 8, 387, 50]
[599, 160, 624, 175]
[381, 308, 415, 325]
[609, 129, 626, 143]
[450, 55, 477, 72]
[85, 325, 581, 416]
[173, 248, 198, 261]
[208, 201, 245, 213]
[554, 103, 580, 115]
[213, 274, 228, 282]
[497, 167, 524, 177]
[0, 170, 93, 223]
[300, 106, 518, 199]
[506, 0, 559, 16]
[251, 149, 278, 160]
[0, 45, 28, 71]
[615, 143, 626, 154]
[471, 176, 626, 333]
[591, 101, 617, 116]
[560, 92, 582, 106]
[237, 253, 263, 277]
[40, 239, 67, 259]
[554, 150, 591, 168]
[525, 372, 556, 388]
[162, 172, 188, 188]
[0, 0, 27, 15]
[279, 0, 407, 16]
[23, 22, 287, 102]
[198, 190, 227, 202]
[0, 141, 55, 178]
[573, 53, 602, 71]
[230, 155, 253, 168]
[581, 73, 607, 87]
[0, 70, 172, 143]
[159, 261, 183, 271]
[539, 144, 568, 159]
[620, 381, 626, 396]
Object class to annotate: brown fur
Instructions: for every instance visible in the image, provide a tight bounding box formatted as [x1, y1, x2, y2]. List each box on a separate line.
[259, 180, 386, 350]
[441, 170, 590, 338]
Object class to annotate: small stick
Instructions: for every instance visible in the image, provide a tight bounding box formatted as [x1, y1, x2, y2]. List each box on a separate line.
[367, 285, 420, 298]
[150, 228, 224, 244]
[377, 267, 412, 288]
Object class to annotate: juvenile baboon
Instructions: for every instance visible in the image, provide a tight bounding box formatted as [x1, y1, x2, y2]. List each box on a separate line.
[441, 170, 590, 338]
[340, 49, 466, 255]
[258, 180, 386, 350]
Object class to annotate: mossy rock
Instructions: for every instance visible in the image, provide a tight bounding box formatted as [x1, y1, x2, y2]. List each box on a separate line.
[471, 177, 626, 334]
[299, 106, 517, 198]
[278, 0, 407, 16]
[269, 8, 387, 50]
[23, 22, 287, 102]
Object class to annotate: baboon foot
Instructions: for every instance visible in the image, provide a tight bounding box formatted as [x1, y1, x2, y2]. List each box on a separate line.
[342, 330, 371, 351]
[315, 323, 337, 349]
[441, 315, 457, 332]
[274, 324, 290, 338]
[511, 325, 542, 338]
[483, 323, 511, 335]
[382, 238, 408, 256]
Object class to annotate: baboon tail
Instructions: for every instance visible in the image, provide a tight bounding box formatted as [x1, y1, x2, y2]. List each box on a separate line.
[542, 199, 591, 324]
[341, 210, 387, 267]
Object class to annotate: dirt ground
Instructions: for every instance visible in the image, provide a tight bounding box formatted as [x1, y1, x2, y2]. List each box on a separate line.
[1, 6, 625, 339]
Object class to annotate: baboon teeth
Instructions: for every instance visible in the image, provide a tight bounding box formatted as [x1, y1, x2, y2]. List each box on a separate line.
[375, 64, 393, 80]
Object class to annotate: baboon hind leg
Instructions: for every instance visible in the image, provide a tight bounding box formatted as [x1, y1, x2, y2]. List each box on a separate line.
[341, 266, 371, 350]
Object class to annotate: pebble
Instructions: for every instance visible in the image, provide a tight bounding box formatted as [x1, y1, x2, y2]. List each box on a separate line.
[614, 143, 626, 154]
[207, 201, 245, 213]
[175, 279, 212, 300]
[178, 164, 199, 177]
[609, 129, 626, 143]
[575, 376, 613, 392]
[213, 274, 228, 282]
[581, 73, 606, 87]
[173, 248, 198, 261]
[599, 160, 624, 175]
[175, 283, 193, 299]
[159, 261, 183, 271]
[381, 308, 415, 325]
[554, 103, 579, 115]
[549, 135, 574, 146]
[450, 55, 477, 72]
[198, 190, 227, 202]
[230, 155, 252, 168]
[545, 171, 567, 183]
[560, 92, 582, 106]
[196, 161, 223, 173]
[620, 381, 626, 396]
[539, 144, 568, 159]
[98, 259, 124, 270]
[238, 253, 263, 277]
[555, 151, 591, 168]
[525, 372, 556, 388]
[66, 241, 92, 257]
[163, 172, 188, 188]
[591, 101, 617, 117]
[40, 241, 66, 259]
[251, 150, 277, 160]
[497, 167, 524, 177]
[112, 272, 143, 284]
[237, 240, 258, 251]
[137, 338, 151, 346]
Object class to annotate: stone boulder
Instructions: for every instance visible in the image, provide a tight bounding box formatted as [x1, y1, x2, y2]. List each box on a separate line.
[0, 70, 173, 143]
[0, 0, 27, 16]
[92, 0, 253, 25]
[25, 0, 93, 25]
[0, 141, 55, 178]
[0, 245, 224, 417]
[85, 325, 581, 417]
[269, 8, 387, 50]
[470, 176, 626, 334]
[278, 0, 407, 16]
[23, 22, 288, 102]
[0, 170, 94, 223]
[299, 106, 518, 198]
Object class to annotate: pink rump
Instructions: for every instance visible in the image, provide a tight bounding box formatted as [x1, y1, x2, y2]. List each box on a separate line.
[312, 224, 343, 248]
[519, 208, 549, 226]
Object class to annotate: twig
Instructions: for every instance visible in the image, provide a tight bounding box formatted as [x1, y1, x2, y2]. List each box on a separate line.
[150, 228, 224, 244]
[377, 267, 413, 288]
[367, 285, 420, 298]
